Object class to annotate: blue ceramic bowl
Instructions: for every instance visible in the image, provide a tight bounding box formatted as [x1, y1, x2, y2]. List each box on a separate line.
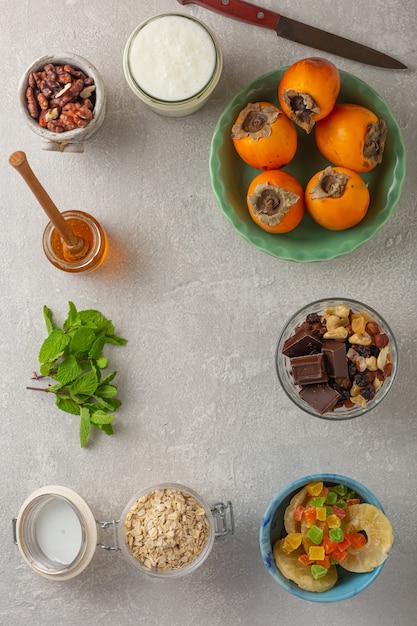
[259, 474, 389, 602]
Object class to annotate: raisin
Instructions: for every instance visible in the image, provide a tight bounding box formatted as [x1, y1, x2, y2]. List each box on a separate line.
[354, 372, 368, 387]
[355, 345, 371, 358]
[306, 312, 321, 325]
[362, 385, 376, 401]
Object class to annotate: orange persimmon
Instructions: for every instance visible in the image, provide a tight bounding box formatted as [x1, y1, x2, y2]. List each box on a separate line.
[278, 57, 341, 133]
[305, 166, 370, 231]
[246, 169, 305, 233]
[315, 103, 387, 173]
[231, 101, 297, 170]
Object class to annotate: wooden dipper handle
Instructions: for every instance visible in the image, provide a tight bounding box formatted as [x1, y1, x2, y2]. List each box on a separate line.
[9, 150, 82, 248]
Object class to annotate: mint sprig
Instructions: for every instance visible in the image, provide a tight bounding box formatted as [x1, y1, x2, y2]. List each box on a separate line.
[28, 302, 127, 447]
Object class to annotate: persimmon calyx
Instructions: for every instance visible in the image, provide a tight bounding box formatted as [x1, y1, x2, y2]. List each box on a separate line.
[248, 181, 300, 226]
[281, 90, 320, 133]
[231, 102, 279, 141]
[310, 166, 350, 200]
[364, 120, 387, 164]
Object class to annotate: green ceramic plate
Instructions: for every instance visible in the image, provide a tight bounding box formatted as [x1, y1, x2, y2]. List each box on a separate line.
[209, 69, 406, 262]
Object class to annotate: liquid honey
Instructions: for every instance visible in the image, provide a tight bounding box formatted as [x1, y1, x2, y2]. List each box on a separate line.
[43, 210, 108, 273]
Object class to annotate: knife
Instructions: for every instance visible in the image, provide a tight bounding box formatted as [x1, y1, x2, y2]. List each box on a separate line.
[177, 0, 406, 69]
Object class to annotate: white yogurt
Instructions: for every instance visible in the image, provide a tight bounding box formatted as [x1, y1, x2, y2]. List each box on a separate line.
[128, 14, 216, 101]
[123, 14, 222, 116]
[35, 498, 83, 565]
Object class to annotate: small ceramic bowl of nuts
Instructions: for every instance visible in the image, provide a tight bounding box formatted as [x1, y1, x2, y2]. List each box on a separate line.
[18, 52, 106, 152]
[119, 483, 234, 578]
[275, 298, 398, 420]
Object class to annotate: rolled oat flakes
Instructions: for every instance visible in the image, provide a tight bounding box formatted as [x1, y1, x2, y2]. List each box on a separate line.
[124, 488, 209, 570]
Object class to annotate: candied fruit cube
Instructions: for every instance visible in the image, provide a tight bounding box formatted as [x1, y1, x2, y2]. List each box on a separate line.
[281, 533, 302, 553]
[298, 553, 313, 566]
[316, 507, 327, 522]
[326, 514, 341, 529]
[307, 482, 324, 496]
[350, 532, 367, 549]
[329, 527, 344, 543]
[309, 546, 325, 561]
[307, 525, 324, 545]
[294, 505, 305, 522]
[311, 564, 328, 580]
[303, 506, 317, 527]
[332, 505, 346, 519]
[322, 536, 336, 554]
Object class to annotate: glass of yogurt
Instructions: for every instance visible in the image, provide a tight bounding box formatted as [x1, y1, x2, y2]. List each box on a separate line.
[123, 13, 223, 116]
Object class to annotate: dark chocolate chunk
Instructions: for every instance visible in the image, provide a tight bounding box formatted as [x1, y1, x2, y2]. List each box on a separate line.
[282, 328, 323, 358]
[299, 383, 341, 415]
[290, 353, 328, 385]
[322, 340, 348, 378]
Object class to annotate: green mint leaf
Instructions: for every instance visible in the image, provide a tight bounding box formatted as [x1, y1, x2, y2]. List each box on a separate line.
[96, 356, 108, 369]
[43, 306, 55, 335]
[95, 384, 118, 399]
[95, 423, 114, 436]
[63, 301, 80, 330]
[90, 410, 114, 425]
[39, 329, 70, 363]
[70, 327, 96, 355]
[89, 336, 106, 360]
[104, 334, 127, 346]
[56, 355, 83, 385]
[89, 397, 115, 411]
[99, 371, 117, 385]
[40, 362, 52, 377]
[55, 395, 80, 415]
[79, 407, 91, 447]
[69, 369, 98, 397]
[78, 310, 114, 334]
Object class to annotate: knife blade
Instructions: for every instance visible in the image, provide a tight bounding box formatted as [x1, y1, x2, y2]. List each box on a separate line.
[177, 0, 407, 69]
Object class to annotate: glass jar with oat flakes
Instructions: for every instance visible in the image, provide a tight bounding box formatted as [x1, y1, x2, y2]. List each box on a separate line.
[13, 483, 234, 581]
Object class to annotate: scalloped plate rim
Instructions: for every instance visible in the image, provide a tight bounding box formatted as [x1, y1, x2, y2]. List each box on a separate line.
[209, 68, 406, 262]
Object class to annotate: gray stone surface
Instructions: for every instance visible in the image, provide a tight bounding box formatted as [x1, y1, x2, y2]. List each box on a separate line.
[1, 1, 416, 625]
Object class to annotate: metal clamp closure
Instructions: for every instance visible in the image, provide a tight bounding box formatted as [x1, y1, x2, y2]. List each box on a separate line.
[211, 501, 235, 540]
[96, 519, 121, 551]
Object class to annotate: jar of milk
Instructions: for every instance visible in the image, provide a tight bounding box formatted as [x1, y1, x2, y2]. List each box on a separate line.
[123, 13, 223, 116]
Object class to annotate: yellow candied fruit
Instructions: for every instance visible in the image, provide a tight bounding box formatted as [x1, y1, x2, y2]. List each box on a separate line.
[326, 514, 341, 528]
[281, 533, 302, 553]
[316, 507, 327, 522]
[309, 546, 325, 561]
[306, 482, 323, 496]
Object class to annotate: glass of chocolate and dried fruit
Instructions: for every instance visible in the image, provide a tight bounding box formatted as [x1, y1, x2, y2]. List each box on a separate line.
[276, 301, 396, 418]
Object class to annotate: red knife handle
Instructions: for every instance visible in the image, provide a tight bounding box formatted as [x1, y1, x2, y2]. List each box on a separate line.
[177, 0, 279, 30]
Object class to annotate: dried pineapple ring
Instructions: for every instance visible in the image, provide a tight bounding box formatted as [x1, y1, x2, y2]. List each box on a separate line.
[273, 541, 338, 592]
[284, 487, 310, 534]
[341, 503, 394, 573]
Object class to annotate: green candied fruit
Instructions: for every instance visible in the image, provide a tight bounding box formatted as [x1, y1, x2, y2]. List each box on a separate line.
[329, 527, 344, 543]
[325, 506, 333, 516]
[325, 491, 338, 505]
[311, 564, 328, 580]
[345, 489, 356, 500]
[336, 498, 347, 509]
[310, 497, 326, 507]
[306, 524, 324, 545]
[330, 484, 347, 496]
